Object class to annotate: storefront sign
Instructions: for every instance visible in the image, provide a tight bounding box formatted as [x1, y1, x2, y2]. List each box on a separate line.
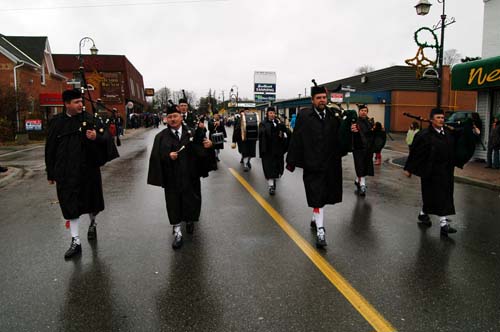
[101, 72, 123, 103]
[254, 83, 276, 93]
[452, 56, 500, 90]
[254, 71, 276, 102]
[255, 94, 276, 102]
[237, 102, 256, 108]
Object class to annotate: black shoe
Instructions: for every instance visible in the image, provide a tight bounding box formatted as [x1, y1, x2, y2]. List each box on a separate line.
[310, 220, 317, 230]
[247, 162, 252, 169]
[172, 233, 183, 249]
[0, 166, 8, 173]
[485, 165, 492, 169]
[64, 238, 82, 259]
[359, 185, 366, 197]
[186, 222, 194, 234]
[269, 186, 275, 195]
[417, 214, 432, 227]
[216, 157, 220, 162]
[240, 158, 244, 164]
[316, 228, 327, 248]
[243, 165, 249, 172]
[87, 224, 97, 240]
[440, 224, 457, 237]
[354, 181, 360, 189]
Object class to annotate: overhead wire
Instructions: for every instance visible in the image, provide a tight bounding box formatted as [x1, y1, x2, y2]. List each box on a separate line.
[0, 0, 229, 12]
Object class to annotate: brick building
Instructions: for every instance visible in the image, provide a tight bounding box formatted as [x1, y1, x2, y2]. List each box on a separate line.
[321, 65, 477, 132]
[451, 0, 500, 160]
[52, 54, 146, 124]
[257, 65, 476, 132]
[0, 34, 67, 132]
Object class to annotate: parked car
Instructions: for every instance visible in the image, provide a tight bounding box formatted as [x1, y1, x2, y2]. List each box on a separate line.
[445, 111, 475, 127]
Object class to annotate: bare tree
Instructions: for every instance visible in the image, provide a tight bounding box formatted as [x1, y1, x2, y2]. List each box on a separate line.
[443, 49, 461, 66]
[154, 87, 171, 112]
[355, 65, 375, 74]
[183, 90, 196, 106]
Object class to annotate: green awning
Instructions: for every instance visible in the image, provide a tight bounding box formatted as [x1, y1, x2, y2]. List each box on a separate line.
[452, 56, 500, 90]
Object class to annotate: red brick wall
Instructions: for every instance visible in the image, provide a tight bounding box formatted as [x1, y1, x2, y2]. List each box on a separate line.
[390, 67, 477, 132]
[1, 54, 67, 128]
[54, 54, 146, 121]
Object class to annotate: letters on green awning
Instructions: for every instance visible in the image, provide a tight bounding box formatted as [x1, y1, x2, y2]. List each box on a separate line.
[452, 56, 500, 90]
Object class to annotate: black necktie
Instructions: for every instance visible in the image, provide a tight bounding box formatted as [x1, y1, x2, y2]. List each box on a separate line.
[175, 130, 180, 141]
[319, 111, 325, 120]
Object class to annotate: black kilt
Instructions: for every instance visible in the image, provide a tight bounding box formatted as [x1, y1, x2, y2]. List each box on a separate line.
[240, 140, 256, 158]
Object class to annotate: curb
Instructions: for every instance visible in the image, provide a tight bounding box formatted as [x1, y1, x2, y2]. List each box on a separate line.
[0, 167, 22, 188]
[389, 157, 500, 191]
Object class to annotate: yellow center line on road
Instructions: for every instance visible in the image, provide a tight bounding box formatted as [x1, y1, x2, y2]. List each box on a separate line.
[228, 168, 396, 332]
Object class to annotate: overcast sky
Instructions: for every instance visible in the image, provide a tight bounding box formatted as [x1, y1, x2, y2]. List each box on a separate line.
[1, 0, 485, 101]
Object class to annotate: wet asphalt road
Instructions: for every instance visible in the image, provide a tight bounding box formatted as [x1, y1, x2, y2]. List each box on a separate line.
[0, 127, 499, 332]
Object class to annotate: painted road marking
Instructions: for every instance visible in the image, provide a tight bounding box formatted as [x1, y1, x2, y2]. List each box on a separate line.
[229, 168, 396, 332]
[0, 145, 43, 157]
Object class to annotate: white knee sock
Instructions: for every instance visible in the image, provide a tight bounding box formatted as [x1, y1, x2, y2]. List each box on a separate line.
[267, 179, 274, 187]
[360, 177, 366, 186]
[313, 208, 324, 229]
[69, 218, 80, 244]
[439, 216, 448, 227]
[173, 224, 182, 236]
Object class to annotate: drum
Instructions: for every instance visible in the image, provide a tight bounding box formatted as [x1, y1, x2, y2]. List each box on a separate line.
[241, 112, 259, 141]
[211, 132, 224, 145]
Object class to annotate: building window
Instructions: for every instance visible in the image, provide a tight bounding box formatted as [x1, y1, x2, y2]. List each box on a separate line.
[41, 65, 46, 85]
[130, 78, 135, 97]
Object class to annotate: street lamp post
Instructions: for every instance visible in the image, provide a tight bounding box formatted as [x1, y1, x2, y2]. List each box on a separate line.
[78, 37, 98, 87]
[77, 37, 98, 113]
[414, 0, 455, 111]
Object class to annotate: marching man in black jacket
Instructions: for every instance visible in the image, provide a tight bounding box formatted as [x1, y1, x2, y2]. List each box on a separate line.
[352, 104, 375, 196]
[404, 108, 458, 236]
[147, 104, 215, 249]
[45, 89, 118, 259]
[259, 107, 290, 195]
[286, 83, 357, 248]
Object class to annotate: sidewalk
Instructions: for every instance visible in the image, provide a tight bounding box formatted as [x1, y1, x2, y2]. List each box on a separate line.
[386, 132, 500, 191]
[0, 127, 150, 188]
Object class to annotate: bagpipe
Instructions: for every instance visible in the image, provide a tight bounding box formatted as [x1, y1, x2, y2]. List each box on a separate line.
[170, 90, 217, 172]
[327, 102, 358, 155]
[311, 79, 358, 155]
[77, 65, 119, 165]
[182, 89, 203, 128]
[403, 112, 476, 168]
